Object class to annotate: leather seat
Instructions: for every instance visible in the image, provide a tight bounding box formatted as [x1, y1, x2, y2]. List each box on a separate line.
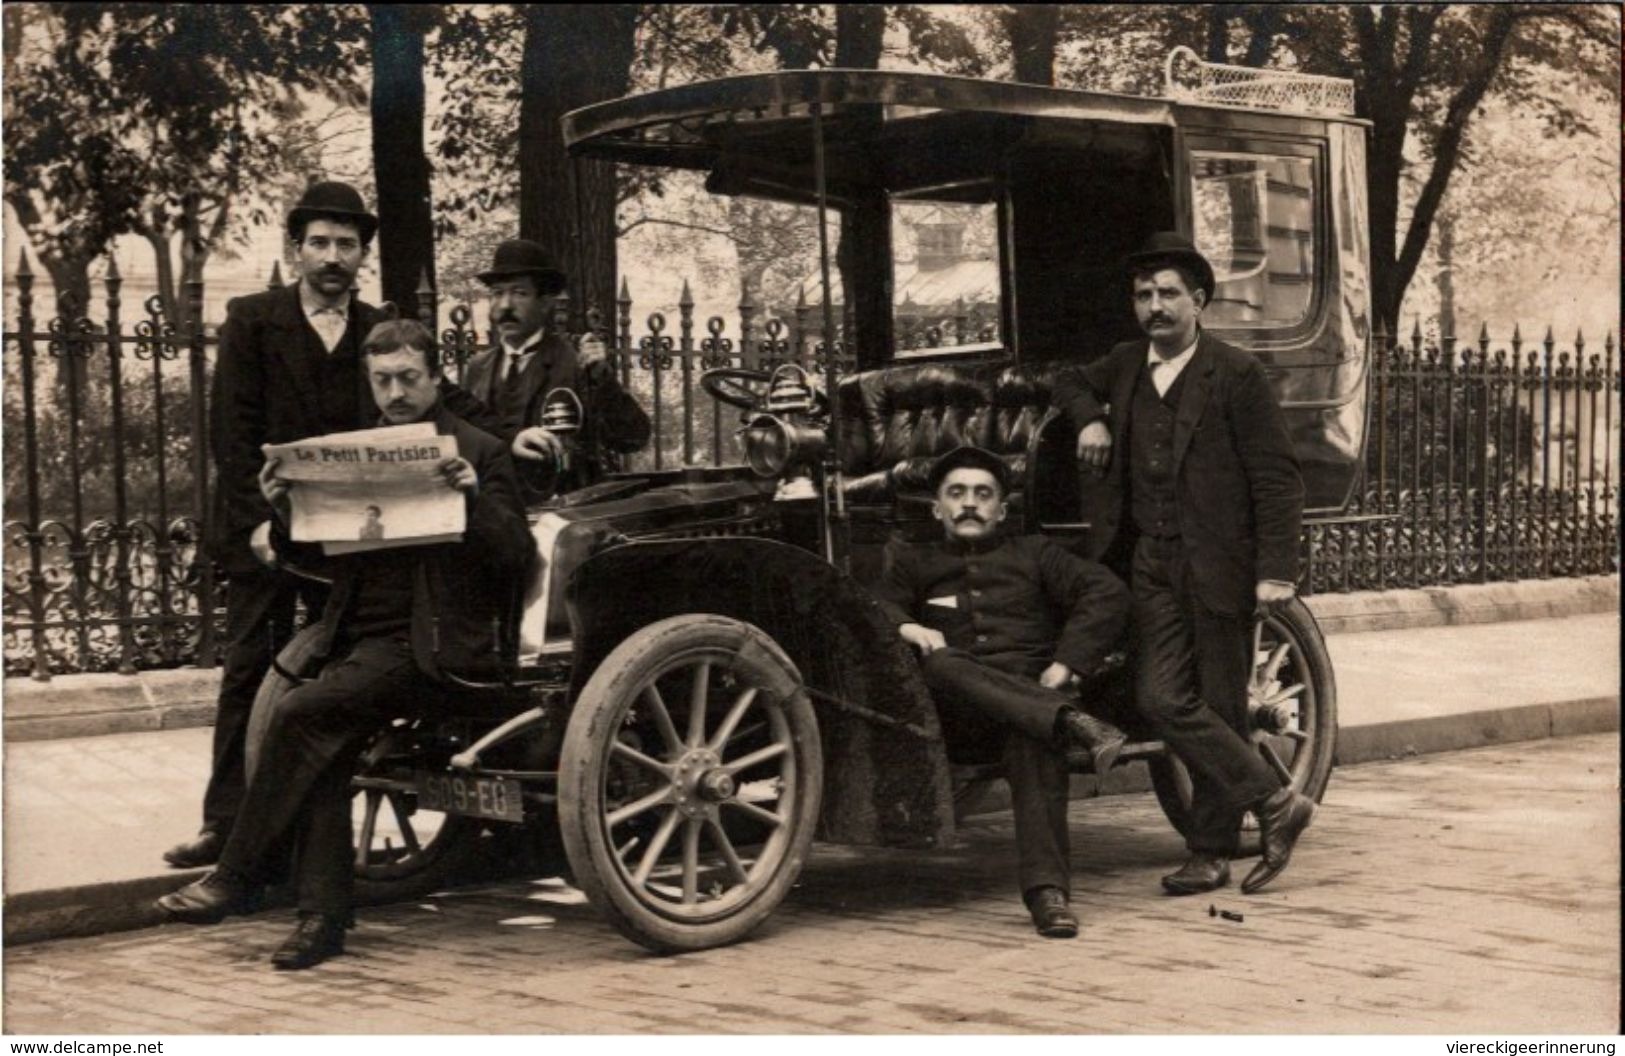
[835, 361, 1061, 504]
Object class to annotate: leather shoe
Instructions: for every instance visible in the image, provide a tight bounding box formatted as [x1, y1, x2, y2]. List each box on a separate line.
[1161, 853, 1231, 895]
[1057, 708, 1127, 778]
[163, 830, 224, 869]
[155, 870, 262, 923]
[271, 913, 347, 970]
[1025, 886, 1079, 939]
[1242, 788, 1316, 894]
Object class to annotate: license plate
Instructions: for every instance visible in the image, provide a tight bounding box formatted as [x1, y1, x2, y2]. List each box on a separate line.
[416, 772, 524, 823]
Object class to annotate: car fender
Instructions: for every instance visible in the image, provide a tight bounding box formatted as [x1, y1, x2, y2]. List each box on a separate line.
[566, 536, 956, 850]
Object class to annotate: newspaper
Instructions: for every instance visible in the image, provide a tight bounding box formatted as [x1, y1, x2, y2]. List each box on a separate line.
[262, 423, 465, 555]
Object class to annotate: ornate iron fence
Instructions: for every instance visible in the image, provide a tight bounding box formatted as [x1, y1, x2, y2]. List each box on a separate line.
[4, 266, 1618, 679]
[1304, 321, 1619, 593]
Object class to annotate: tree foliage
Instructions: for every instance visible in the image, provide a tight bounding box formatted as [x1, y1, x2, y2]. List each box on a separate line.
[3, 4, 369, 325]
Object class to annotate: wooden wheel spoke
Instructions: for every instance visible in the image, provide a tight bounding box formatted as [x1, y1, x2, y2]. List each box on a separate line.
[708, 687, 760, 753]
[355, 789, 382, 869]
[633, 808, 682, 886]
[722, 741, 788, 776]
[688, 661, 712, 746]
[681, 818, 701, 904]
[706, 817, 750, 884]
[1259, 740, 1295, 785]
[387, 792, 421, 855]
[608, 785, 675, 829]
[723, 797, 783, 828]
[1262, 642, 1293, 686]
[641, 684, 683, 755]
[611, 739, 673, 777]
[1266, 683, 1306, 707]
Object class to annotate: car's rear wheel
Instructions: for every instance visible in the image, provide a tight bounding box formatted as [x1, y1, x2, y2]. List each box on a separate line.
[1149, 598, 1337, 857]
[558, 614, 822, 953]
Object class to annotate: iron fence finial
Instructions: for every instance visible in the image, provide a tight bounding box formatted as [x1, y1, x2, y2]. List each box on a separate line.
[679, 279, 694, 308]
[268, 260, 284, 290]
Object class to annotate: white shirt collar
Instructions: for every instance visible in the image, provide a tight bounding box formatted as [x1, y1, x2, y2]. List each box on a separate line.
[298, 283, 351, 319]
[1147, 334, 1200, 396]
[1148, 334, 1200, 371]
[501, 329, 546, 359]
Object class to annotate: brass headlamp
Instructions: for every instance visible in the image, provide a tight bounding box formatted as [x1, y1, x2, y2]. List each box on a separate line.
[741, 365, 827, 478]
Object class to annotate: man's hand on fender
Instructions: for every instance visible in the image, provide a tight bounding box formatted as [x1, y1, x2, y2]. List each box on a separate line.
[438, 456, 480, 497]
[1076, 420, 1112, 471]
[258, 458, 292, 522]
[899, 623, 947, 656]
[1038, 662, 1076, 691]
[1256, 580, 1296, 613]
[513, 426, 564, 463]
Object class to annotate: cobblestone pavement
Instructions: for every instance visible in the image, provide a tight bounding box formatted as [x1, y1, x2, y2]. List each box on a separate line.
[5, 734, 1618, 1034]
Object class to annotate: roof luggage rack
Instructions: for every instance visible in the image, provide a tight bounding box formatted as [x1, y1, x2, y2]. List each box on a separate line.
[1164, 45, 1355, 117]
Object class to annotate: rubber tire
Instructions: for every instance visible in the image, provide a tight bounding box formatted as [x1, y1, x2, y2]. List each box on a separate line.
[558, 614, 823, 954]
[1148, 597, 1337, 858]
[242, 626, 483, 904]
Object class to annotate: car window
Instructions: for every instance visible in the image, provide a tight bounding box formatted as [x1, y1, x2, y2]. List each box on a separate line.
[890, 198, 1003, 357]
[1191, 151, 1317, 329]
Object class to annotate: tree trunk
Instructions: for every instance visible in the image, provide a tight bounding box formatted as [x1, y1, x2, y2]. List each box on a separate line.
[518, 5, 638, 331]
[834, 4, 885, 67]
[368, 4, 436, 317]
[1006, 4, 1060, 85]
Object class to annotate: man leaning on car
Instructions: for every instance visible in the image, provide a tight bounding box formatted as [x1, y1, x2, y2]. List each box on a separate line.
[1053, 231, 1315, 898]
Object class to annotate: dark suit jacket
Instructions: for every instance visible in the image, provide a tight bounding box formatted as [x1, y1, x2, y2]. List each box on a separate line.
[1051, 331, 1304, 615]
[873, 533, 1130, 680]
[293, 407, 535, 681]
[206, 285, 501, 576]
[463, 331, 651, 479]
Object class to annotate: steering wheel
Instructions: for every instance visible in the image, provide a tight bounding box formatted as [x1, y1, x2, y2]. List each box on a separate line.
[700, 366, 832, 417]
[700, 368, 773, 411]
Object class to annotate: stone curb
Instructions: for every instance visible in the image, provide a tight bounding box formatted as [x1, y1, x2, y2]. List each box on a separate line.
[6, 696, 1615, 949]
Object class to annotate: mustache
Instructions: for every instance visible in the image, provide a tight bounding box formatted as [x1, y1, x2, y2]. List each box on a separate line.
[494, 310, 520, 324]
[953, 512, 987, 524]
[1146, 314, 1173, 325]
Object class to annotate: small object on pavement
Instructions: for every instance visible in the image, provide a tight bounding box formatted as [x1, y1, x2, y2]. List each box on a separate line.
[1208, 904, 1217, 917]
[1219, 909, 1245, 922]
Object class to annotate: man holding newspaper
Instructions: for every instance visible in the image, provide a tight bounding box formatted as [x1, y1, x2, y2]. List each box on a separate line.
[157, 319, 533, 971]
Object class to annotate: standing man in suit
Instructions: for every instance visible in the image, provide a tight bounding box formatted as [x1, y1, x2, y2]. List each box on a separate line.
[874, 446, 1131, 938]
[158, 320, 533, 969]
[463, 239, 650, 502]
[168, 182, 496, 870]
[1052, 232, 1315, 897]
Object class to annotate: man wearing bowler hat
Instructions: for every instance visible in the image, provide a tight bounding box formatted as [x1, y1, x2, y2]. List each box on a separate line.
[873, 445, 1131, 939]
[464, 239, 650, 501]
[1052, 231, 1314, 897]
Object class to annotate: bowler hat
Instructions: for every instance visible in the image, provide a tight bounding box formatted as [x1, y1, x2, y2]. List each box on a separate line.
[1126, 231, 1216, 302]
[478, 239, 567, 294]
[286, 181, 378, 242]
[927, 445, 1012, 496]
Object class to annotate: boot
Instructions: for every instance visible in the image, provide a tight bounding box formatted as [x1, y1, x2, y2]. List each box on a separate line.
[1057, 707, 1128, 777]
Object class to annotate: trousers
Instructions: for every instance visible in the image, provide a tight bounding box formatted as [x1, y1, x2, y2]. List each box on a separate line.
[918, 648, 1074, 896]
[1130, 536, 1279, 854]
[203, 568, 329, 836]
[217, 635, 434, 916]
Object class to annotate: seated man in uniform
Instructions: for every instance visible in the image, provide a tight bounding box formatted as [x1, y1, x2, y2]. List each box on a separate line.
[155, 319, 533, 970]
[873, 445, 1132, 939]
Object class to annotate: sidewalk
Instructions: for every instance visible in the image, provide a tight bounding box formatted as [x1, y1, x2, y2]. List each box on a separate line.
[3, 609, 1618, 947]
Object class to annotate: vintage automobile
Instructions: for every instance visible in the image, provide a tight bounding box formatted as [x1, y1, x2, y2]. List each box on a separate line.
[255, 49, 1364, 953]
